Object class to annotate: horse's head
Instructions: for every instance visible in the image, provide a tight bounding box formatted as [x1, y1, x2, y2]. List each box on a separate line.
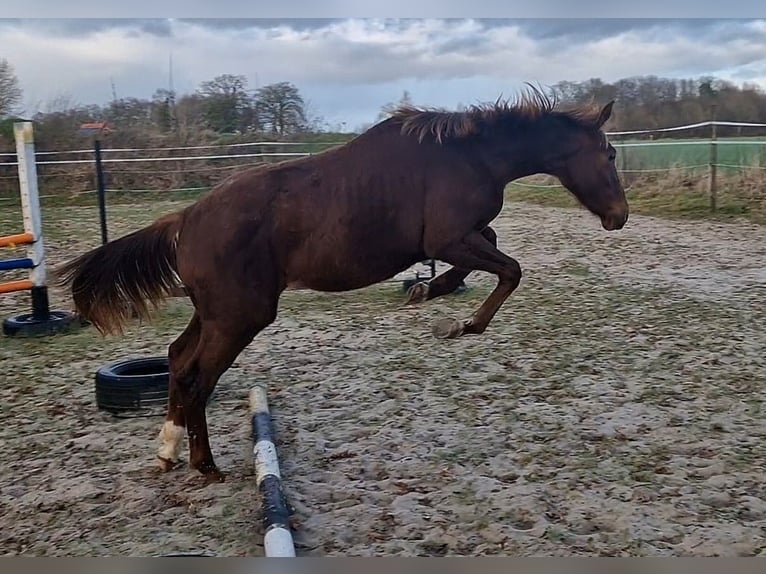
[543, 100, 628, 231]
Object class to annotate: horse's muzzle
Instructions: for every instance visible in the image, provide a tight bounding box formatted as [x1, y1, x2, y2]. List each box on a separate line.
[601, 208, 629, 231]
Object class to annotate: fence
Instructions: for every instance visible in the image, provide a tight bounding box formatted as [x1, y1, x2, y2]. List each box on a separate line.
[0, 139, 340, 203]
[608, 116, 766, 212]
[1, 118, 766, 213]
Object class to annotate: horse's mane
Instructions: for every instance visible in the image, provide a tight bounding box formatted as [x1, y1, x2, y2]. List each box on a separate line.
[387, 84, 608, 144]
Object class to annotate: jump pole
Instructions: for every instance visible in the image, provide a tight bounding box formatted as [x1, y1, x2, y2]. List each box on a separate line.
[249, 385, 296, 557]
[1, 121, 79, 337]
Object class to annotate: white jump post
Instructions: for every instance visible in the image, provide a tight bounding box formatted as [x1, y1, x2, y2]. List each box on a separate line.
[16, 121, 47, 309]
[249, 385, 296, 557]
[1, 121, 79, 337]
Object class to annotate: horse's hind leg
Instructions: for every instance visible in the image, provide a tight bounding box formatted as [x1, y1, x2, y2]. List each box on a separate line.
[174, 286, 279, 482]
[157, 311, 201, 472]
[405, 226, 497, 304]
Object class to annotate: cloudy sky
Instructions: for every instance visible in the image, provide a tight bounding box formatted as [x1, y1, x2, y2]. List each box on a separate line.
[1, 18, 765, 130]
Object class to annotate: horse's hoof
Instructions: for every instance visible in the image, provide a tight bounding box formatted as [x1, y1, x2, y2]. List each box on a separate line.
[201, 468, 227, 484]
[157, 455, 183, 473]
[194, 460, 227, 484]
[432, 317, 465, 339]
[405, 282, 429, 305]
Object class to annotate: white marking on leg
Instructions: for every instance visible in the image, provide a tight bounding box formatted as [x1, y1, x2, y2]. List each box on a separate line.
[158, 420, 185, 462]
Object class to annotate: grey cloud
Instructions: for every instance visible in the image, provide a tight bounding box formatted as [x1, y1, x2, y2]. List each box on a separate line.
[508, 19, 704, 40]
[432, 36, 491, 57]
[1, 18, 174, 37]
[701, 18, 766, 43]
[2, 18, 762, 47]
[177, 18, 345, 31]
[0, 17, 392, 37]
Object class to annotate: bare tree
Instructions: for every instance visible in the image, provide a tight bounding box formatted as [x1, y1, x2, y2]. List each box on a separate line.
[150, 88, 176, 133]
[255, 81, 306, 136]
[0, 58, 23, 117]
[197, 74, 253, 133]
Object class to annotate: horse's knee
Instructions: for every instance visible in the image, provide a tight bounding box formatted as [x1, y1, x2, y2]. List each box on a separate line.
[481, 226, 497, 246]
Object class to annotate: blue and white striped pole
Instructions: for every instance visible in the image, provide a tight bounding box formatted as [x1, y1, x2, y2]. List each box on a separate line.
[249, 385, 296, 557]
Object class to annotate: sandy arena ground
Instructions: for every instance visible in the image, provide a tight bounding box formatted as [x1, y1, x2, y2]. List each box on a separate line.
[1, 197, 765, 556]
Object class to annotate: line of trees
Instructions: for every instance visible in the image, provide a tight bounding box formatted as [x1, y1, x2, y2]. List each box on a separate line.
[359, 77, 766, 139]
[551, 76, 766, 137]
[0, 57, 328, 153]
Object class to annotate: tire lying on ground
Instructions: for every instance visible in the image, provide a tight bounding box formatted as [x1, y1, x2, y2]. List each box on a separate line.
[2, 309, 82, 337]
[95, 356, 170, 415]
[95, 356, 216, 416]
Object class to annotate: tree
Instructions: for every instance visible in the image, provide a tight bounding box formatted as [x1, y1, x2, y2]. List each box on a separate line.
[31, 103, 105, 149]
[553, 81, 589, 104]
[150, 88, 176, 133]
[174, 93, 208, 137]
[698, 77, 717, 101]
[255, 81, 307, 136]
[0, 58, 23, 117]
[301, 98, 326, 133]
[104, 97, 152, 128]
[197, 74, 253, 133]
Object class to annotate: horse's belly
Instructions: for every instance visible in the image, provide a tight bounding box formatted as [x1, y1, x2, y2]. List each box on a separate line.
[285, 253, 418, 293]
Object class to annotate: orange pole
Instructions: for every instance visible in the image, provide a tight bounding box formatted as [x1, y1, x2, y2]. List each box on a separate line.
[0, 232, 35, 248]
[0, 279, 34, 294]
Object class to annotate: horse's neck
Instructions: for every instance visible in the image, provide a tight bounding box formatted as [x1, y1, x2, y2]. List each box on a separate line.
[467, 138, 544, 186]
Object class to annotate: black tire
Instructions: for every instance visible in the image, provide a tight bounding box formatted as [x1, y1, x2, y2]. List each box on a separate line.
[95, 356, 216, 417]
[2, 309, 82, 337]
[95, 356, 170, 416]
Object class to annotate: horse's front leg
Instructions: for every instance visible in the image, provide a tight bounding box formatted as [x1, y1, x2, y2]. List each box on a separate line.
[426, 228, 522, 339]
[404, 226, 496, 305]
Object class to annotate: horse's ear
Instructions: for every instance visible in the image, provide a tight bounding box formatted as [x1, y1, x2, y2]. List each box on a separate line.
[596, 100, 615, 128]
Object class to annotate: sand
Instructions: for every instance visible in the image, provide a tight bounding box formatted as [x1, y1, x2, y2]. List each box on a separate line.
[1, 199, 764, 556]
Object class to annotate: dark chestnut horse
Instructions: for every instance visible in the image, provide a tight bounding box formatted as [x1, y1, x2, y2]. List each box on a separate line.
[56, 87, 628, 482]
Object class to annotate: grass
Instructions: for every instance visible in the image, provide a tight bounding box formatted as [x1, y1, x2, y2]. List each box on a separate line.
[617, 136, 766, 170]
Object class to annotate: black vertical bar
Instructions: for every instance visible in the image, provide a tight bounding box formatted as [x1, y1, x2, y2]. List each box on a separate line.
[94, 138, 108, 244]
[30, 286, 50, 321]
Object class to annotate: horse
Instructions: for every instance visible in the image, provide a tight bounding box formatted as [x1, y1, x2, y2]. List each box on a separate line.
[56, 86, 629, 483]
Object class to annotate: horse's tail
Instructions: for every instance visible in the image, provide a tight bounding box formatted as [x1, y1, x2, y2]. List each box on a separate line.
[55, 211, 184, 335]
